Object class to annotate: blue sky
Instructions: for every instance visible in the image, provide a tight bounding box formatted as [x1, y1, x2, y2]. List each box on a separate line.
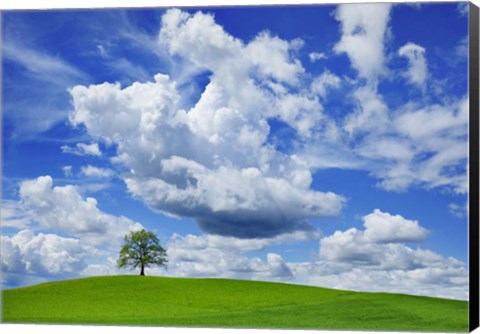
[1, 2, 471, 300]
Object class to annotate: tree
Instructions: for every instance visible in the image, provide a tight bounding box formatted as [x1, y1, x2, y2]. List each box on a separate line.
[118, 229, 167, 276]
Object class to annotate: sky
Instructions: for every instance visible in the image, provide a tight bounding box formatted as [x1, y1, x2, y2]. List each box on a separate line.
[1, 2, 471, 300]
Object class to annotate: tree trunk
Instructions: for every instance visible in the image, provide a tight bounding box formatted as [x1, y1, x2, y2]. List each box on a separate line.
[140, 264, 145, 276]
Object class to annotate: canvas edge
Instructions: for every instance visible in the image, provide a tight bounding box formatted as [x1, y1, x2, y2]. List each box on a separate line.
[469, 1, 480, 332]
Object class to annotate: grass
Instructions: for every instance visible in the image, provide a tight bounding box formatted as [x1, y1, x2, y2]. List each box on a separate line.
[1, 275, 468, 331]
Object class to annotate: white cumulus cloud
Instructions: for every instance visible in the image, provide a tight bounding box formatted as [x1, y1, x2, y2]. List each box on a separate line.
[287, 209, 468, 300]
[363, 209, 428, 243]
[68, 9, 345, 239]
[158, 209, 464, 299]
[1, 229, 99, 287]
[166, 233, 294, 281]
[19, 175, 143, 246]
[2, 176, 145, 287]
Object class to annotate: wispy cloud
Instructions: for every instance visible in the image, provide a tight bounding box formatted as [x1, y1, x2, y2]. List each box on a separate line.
[3, 42, 88, 85]
[3, 42, 90, 139]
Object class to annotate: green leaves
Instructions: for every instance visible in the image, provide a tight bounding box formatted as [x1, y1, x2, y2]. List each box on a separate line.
[117, 229, 167, 275]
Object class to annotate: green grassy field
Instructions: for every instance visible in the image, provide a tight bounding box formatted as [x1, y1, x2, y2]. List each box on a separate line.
[2, 275, 468, 331]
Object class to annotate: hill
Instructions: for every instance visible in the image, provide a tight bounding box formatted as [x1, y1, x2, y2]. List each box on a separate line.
[1, 275, 468, 331]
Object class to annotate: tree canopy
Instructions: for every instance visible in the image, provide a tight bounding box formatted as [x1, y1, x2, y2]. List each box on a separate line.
[118, 229, 167, 276]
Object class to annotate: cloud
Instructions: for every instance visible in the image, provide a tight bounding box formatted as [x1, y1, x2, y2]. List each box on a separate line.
[2, 41, 89, 138]
[332, 3, 394, 143]
[457, 2, 469, 16]
[2, 175, 145, 287]
[1, 229, 99, 288]
[356, 137, 414, 161]
[274, 93, 323, 137]
[245, 31, 305, 85]
[388, 98, 468, 193]
[125, 161, 343, 238]
[164, 210, 466, 299]
[62, 165, 73, 177]
[287, 208, 468, 300]
[80, 165, 114, 178]
[95, 42, 152, 84]
[339, 91, 467, 193]
[137, 209, 464, 299]
[455, 37, 468, 60]
[309, 52, 327, 62]
[3, 42, 86, 83]
[68, 9, 345, 239]
[398, 42, 428, 91]
[2, 230, 96, 275]
[362, 209, 428, 243]
[320, 209, 428, 264]
[289, 259, 467, 300]
[18, 175, 143, 246]
[68, 8, 467, 243]
[328, 4, 467, 194]
[394, 100, 467, 140]
[2, 9, 164, 140]
[80, 255, 141, 277]
[168, 229, 320, 253]
[61, 143, 102, 157]
[310, 71, 342, 99]
[81, 231, 303, 280]
[166, 233, 294, 281]
[343, 85, 390, 136]
[1, 200, 31, 229]
[334, 3, 392, 83]
[449, 202, 467, 219]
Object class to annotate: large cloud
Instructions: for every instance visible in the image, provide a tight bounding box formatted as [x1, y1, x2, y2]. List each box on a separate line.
[69, 9, 345, 239]
[125, 160, 342, 238]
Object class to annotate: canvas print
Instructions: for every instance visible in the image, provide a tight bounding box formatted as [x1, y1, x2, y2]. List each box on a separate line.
[1, 1, 478, 332]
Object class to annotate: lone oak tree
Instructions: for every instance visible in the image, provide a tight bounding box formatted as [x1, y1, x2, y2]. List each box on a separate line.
[118, 229, 167, 276]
